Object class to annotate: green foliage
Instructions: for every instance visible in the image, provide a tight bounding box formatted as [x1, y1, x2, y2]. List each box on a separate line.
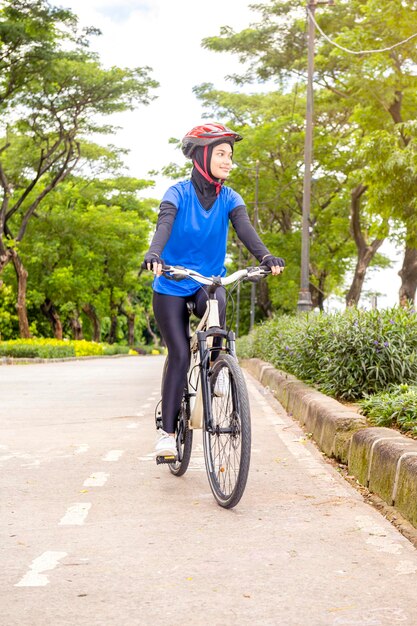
[0, 281, 19, 339]
[237, 305, 417, 400]
[359, 384, 417, 434]
[102, 344, 130, 356]
[0, 0, 159, 342]
[11, 173, 157, 344]
[200, 0, 417, 305]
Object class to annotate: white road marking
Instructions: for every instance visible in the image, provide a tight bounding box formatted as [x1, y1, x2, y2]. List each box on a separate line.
[74, 444, 89, 455]
[83, 472, 109, 487]
[59, 503, 92, 526]
[139, 453, 155, 461]
[127, 422, 139, 429]
[142, 403, 151, 409]
[0, 451, 31, 462]
[21, 459, 41, 467]
[102, 450, 124, 462]
[135, 412, 144, 417]
[15, 551, 67, 587]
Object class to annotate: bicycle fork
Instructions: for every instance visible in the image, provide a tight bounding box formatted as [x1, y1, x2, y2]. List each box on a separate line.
[189, 327, 236, 433]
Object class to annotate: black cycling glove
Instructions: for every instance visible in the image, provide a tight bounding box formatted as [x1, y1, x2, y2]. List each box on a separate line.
[143, 252, 164, 270]
[261, 254, 285, 269]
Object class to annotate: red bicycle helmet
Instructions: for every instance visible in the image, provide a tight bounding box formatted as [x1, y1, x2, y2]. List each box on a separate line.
[182, 123, 243, 158]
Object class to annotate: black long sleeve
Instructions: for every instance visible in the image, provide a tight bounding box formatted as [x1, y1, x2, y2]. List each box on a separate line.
[147, 201, 177, 256]
[229, 205, 270, 262]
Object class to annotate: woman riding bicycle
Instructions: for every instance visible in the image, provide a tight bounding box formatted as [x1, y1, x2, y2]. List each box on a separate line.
[144, 123, 285, 458]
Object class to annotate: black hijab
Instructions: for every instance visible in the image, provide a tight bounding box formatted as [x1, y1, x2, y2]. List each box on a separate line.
[191, 140, 233, 210]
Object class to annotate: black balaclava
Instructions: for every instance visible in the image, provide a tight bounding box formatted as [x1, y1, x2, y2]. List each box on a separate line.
[191, 140, 233, 211]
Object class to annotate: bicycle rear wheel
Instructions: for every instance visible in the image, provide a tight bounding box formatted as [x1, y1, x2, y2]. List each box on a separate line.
[160, 357, 193, 476]
[203, 354, 251, 508]
[169, 395, 193, 476]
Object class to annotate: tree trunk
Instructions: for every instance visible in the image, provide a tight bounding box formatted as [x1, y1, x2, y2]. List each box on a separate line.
[398, 245, 417, 306]
[310, 271, 327, 311]
[69, 311, 83, 340]
[41, 298, 63, 339]
[257, 280, 273, 318]
[126, 312, 135, 346]
[345, 183, 385, 307]
[119, 300, 136, 346]
[144, 311, 160, 346]
[0, 247, 11, 274]
[82, 303, 101, 342]
[108, 314, 118, 344]
[10, 250, 31, 338]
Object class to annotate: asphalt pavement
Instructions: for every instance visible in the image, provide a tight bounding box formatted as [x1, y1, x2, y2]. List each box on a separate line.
[1, 356, 417, 625]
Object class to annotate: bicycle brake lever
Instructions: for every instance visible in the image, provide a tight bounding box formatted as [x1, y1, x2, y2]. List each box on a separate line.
[162, 266, 188, 281]
[246, 266, 270, 283]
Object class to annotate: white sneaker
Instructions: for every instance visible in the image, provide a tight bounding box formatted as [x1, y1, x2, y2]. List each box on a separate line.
[155, 430, 177, 457]
[214, 368, 230, 397]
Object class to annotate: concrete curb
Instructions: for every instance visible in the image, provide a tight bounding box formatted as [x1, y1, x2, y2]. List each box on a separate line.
[241, 357, 417, 530]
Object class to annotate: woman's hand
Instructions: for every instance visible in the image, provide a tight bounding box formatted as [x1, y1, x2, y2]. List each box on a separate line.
[144, 252, 164, 276]
[261, 254, 285, 276]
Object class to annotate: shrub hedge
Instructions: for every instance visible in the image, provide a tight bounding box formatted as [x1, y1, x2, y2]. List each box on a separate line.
[237, 305, 417, 401]
[359, 384, 417, 434]
[0, 338, 131, 359]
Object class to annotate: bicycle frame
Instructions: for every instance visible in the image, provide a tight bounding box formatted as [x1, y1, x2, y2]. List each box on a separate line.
[187, 297, 236, 431]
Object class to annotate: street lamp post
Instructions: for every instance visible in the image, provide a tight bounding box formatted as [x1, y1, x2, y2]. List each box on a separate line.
[249, 160, 260, 331]
[297, 0, 334, 312]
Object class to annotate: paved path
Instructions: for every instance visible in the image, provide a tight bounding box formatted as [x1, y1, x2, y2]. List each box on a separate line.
[1, 356, 417, 625]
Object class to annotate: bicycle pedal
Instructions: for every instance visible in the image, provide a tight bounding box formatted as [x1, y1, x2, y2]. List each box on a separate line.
[156, 455, 177, 465]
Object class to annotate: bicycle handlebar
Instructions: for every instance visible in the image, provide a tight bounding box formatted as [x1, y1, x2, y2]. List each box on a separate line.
[157, 265, 272, 286]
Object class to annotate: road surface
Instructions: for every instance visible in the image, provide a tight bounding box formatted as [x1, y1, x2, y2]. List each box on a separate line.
[1, 356, 417, 625]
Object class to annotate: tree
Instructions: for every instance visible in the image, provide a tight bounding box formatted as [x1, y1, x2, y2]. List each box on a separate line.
[201, 0, 417, 305]
[359, 122, 417, 304]
[190, 84, 359, 317]
[0, 0, 159, 336]
[18, 173, 157, 343]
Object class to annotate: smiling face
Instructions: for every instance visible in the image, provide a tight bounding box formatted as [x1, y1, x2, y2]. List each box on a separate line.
[210, 142, 233, 180]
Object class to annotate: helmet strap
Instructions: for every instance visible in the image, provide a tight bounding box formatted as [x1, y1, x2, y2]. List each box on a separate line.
[192, 146, 222, 195]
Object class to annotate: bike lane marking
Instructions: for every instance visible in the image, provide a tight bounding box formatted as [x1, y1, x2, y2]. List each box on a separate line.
[15, 551, 68, 587]
[83, 472, 109, 486]
[102, 450, 124, 462]
[59, 503, 92, 526]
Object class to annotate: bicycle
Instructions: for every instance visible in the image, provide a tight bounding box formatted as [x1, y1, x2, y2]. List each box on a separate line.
[152, 264, 271, 509]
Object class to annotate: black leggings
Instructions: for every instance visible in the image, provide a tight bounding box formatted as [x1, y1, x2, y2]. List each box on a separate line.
[153, 287, 226, 433]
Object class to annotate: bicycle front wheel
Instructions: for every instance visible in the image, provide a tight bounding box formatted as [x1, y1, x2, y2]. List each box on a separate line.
[203, 354, 251, 508]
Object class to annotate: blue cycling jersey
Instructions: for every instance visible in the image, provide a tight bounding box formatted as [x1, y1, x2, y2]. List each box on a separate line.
[153, 180, 244, 296]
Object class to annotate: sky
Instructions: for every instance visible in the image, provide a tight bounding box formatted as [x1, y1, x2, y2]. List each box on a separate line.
[62, 0, 255, 195]
[61, 0, 402, 309]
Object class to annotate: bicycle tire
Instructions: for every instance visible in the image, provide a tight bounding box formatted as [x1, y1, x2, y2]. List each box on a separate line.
[160, 357, 193, 477]
[169, 397, 193, 476]
[203, 354, 251, 508]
